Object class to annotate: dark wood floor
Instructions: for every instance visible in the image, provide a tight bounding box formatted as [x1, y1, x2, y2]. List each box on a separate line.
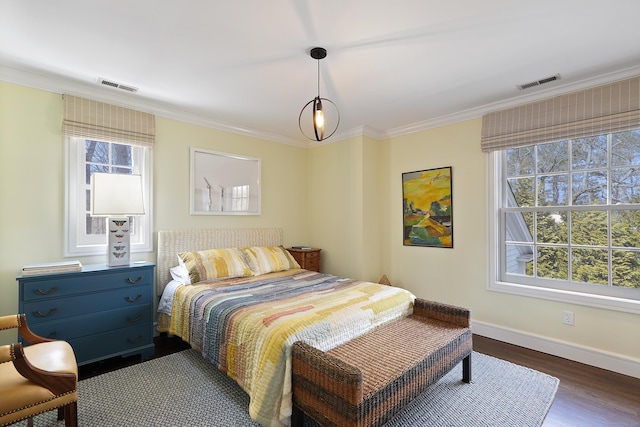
[473, 335, 640, 427]
[79, 334, 640, 426]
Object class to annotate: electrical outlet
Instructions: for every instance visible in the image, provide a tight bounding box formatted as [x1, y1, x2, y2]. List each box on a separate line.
[562, 310, 575, 326]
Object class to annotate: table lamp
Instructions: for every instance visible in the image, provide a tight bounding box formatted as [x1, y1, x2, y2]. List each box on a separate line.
[90, 172, 145, 266]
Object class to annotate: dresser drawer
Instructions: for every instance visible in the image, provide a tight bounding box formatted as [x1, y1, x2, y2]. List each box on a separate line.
[17, 262, 155, 365]
[28, 304, 152, 340]
[69, 324, 154, 365]
[20, 266, 153, 301]
[22, 285, 152, 324]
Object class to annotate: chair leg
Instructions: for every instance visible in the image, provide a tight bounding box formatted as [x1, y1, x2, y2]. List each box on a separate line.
[64, 402, 78, 427]
[58, 406, 64, 420]
[27, 418, 33, 427]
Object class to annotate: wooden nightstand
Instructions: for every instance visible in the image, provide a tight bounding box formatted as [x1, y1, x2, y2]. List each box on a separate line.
[287, 248, 321, 272]
[17, 262, 155, 366]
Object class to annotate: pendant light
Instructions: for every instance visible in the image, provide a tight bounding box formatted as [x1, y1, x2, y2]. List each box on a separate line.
[299, 47, 340, 142]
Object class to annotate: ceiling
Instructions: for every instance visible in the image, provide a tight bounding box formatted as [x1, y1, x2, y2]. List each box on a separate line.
[2, 1, 640, 146]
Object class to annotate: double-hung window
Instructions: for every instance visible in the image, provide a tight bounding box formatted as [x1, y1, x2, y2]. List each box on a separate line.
[62, 95, 154, 257]
[485, 77, 640, 313]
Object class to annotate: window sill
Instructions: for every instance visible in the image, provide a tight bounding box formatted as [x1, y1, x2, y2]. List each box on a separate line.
[489, 280, 640, 315]
[64, 243, 153, 258]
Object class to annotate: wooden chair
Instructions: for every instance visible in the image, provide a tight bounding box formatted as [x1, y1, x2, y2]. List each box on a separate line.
[0, 314, 78, 427]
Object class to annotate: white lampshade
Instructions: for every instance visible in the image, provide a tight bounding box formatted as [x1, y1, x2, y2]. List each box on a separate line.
[90, 173, 145, 216]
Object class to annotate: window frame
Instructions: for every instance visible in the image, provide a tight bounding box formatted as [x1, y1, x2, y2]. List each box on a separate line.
[64, 136, 153, 257]
[487, 151, 640, 315]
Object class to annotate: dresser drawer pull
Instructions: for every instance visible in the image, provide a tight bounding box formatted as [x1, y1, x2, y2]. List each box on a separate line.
[34, 308, 58, 318]
[127, 335, 143, 344]
[36, 286, 59, 295]
[127, 313, 144, 323]
[125, 294, 143, 303]
[126, 276, 144, 285]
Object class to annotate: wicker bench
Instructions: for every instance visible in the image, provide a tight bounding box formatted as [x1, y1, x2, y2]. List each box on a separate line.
[291, 298, 472, 427]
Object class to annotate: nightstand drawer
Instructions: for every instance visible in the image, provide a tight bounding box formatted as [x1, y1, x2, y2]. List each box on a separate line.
[304, 256, 320, 271]
[22, 285, 152, 324]
[70, 324, 153, 365]
[28, 304, 153, 340]
[287, 248, 322, 272]
[21, 267, 153, 301]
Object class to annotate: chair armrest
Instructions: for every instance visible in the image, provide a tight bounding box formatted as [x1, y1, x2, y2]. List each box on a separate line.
[10, 342, 76, 395]
[0, 314, 54, 344]
[413, 298, 471, 328]
[0, 343, 14, 363]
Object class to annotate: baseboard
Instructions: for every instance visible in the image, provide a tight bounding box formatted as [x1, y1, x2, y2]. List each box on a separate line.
[472, 320, 640, 379]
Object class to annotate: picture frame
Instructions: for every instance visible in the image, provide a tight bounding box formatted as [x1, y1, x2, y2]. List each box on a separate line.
[190, 147, 261, 215]
[402, 166, 453, 248]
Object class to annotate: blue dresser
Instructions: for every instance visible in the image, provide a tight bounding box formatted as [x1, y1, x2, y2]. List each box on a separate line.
[17, 262, 155, 365]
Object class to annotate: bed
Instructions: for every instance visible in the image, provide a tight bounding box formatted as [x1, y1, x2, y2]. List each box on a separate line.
[156, 228, 415, 427]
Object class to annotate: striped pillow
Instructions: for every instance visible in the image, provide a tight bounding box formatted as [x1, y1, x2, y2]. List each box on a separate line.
[241, 246, 301, 276]
[178, 248, 253, 284]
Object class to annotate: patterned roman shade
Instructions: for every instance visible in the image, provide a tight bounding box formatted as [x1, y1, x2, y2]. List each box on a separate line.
[62, 95, 155, 147]
[481, 76, 640, 152]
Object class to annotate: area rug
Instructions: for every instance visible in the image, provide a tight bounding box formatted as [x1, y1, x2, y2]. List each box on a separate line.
[27, 349, 558, 427]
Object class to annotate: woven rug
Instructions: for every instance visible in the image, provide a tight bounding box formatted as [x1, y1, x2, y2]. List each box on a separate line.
[26, 349, 558, 427]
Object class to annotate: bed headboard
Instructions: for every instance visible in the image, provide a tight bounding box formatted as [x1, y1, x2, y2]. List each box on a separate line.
[156, 227, 284, 293]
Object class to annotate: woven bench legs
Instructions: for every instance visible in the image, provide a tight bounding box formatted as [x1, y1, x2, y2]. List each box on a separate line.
[463, 353, 472, 383]
[292, 405, 304, 427]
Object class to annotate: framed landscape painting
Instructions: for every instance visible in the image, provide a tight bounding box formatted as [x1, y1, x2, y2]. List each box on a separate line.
[402, 166, 453, 248]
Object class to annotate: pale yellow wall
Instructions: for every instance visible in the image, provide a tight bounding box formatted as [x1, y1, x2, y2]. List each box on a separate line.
[307, 136, 362, 278]
[153, 116, 309, 236]
[383, 119, 639, 363]
[0, 82, 309, 343]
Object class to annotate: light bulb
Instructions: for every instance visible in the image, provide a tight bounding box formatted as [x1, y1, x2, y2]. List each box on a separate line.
[314, 109, 325, 129]
[312, 97, 325, 140]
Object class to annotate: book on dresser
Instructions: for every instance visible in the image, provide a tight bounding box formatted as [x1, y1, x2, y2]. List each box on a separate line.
[21, 260, 82, 276]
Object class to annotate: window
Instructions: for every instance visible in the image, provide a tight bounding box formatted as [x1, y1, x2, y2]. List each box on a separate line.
[489, 130, 640, 312]
[229, 185, 250, 211]
[65, 137, 152, 256]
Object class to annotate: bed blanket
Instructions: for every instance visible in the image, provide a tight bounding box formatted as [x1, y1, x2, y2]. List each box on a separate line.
[166, 269, 415, 427]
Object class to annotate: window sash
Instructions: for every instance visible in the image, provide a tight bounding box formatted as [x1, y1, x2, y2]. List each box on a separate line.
[488, 152, 640, 314]
[65, 137, 152, 256]
[494, 140, 640, 300]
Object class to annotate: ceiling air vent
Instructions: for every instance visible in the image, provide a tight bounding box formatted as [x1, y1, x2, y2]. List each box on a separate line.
[517, 74, 561, 91]
[98, 78, 138, 93]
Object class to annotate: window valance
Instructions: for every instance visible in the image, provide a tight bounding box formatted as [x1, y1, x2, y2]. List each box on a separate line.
[62, 95, 155, 148]
[481, 76, 640, 152]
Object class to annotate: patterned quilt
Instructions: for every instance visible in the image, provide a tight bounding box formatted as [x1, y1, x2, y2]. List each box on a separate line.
[166, 269, 415, 427]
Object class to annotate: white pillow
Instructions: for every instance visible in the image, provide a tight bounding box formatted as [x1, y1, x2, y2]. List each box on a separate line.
[170, 262, 191, 284]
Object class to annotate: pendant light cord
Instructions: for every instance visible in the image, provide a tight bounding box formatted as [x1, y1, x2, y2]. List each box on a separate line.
[317, 59, 320, 97]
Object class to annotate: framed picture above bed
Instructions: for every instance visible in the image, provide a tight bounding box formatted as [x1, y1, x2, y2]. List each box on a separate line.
[402, 166, 453, 248]
[190, 147, 261, 215]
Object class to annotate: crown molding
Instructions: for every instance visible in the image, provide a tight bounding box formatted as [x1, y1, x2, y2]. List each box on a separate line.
[0, 64, 309, 148]
[385, 64, 640, 139]
[4, 63, 640, 147]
